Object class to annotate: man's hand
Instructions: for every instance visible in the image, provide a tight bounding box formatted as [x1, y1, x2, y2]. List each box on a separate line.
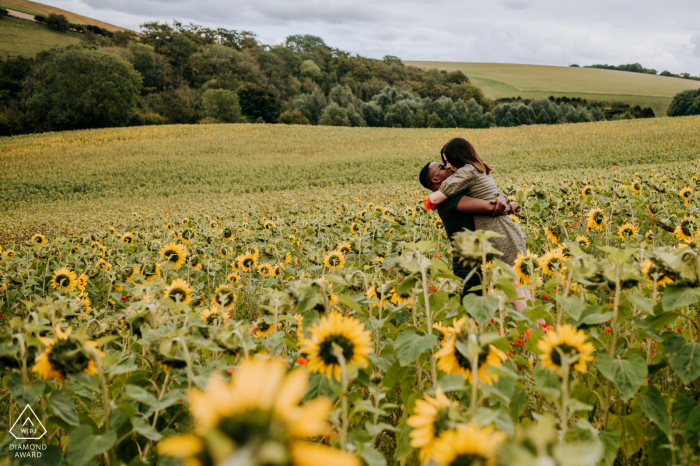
[490, 194, 508, 216]
[510, 202, 522, 215]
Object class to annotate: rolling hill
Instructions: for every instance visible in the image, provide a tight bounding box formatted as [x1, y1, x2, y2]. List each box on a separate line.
[0, 0, 128, 32]
[405, 61, 700, 116]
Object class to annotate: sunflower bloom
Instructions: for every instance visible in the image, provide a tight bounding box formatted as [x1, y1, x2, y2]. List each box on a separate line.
[430, 422, 506, 466]
[32, 325, 104, 381]
[586, 208, 605, 232]
[406, 387, 460, 462]
[50, 267, 77, 293]
[302, 313, 372, 380]
[538, 248, 566, 277]
[617, 223, 638, 241]
[164, 279, 193, 304]
[236, 252, 258, 272]
[160, 243, 188, 269]
[324, 251, 346, 270]
[537, 324, 594, 373]
[680, 187, 693, 206]
[675, 217, 698, 242]
[120, 232, 134, 245]
[513, 250, 538, 286]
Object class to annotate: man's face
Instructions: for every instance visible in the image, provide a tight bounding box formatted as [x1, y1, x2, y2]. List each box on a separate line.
[428, 162, 452, 191]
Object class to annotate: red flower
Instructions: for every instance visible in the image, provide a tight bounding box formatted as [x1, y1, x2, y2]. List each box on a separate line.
[121, 296, 126, 302]
[517, 338, 523, 346]
[424, 199, 437, 210]
[296, 357, 308, 365]
[605, 327, 611, 333]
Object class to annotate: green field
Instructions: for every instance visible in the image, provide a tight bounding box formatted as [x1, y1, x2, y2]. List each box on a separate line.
[1, 116, 699, 233]
[0, 0, 129, 32]
[0, 15, 81, 57]
[406, 61, 700, 116]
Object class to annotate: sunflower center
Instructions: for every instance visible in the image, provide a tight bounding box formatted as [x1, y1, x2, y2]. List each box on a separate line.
[454, 341, 489, 371]
[218, 410, 288, 453]
[318, 334, 355, 365]
[243, 258, 254, 268]
[165, 251, 180, 263]
[55, 274, 70, 287]
[682, 221, 695, 236]
[449, 453, 488, 466]
[432, 408, 452, 438]
[550, 343, 577, 367]
[48, 339, 90, 375]
[593, 212, 604, 224]
[329, 256, 341, 266]
[169, 287, 187, 301]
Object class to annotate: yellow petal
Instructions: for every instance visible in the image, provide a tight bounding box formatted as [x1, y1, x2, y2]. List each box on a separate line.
[290, 442, 360, 466]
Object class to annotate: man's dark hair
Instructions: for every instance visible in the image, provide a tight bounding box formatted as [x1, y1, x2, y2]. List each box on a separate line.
[419, 162, 433, 189]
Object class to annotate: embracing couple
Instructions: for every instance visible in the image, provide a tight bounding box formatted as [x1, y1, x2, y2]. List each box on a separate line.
[419, 137, 531, 312]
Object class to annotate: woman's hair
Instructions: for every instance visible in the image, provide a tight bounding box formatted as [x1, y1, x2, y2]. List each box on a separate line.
[441, 138, 493, 174]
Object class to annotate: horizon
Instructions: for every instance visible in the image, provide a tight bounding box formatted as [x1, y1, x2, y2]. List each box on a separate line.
[25, 0, 700, 76]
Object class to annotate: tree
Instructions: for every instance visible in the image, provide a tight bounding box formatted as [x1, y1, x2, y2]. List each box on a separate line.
[294, 89, 327, 124]
[237, 84, 281, 123]
[126, 43, 172, 92]
[319, 102, 350, 126]
[26, 48, 142, 130]
[278, 110, 309, 125]
[299, 60, 321, 79]
[384, 100, 416, 128]
[46, 14, 70, 32]
[145, 87, 200, 124]
[284, 35, 327, 54]
[667, 89, 700, 117]
[202, 89, 242, 123]
[0, 8, 9, 18]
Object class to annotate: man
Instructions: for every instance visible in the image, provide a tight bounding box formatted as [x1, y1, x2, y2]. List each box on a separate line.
[419, 161, 516, 296]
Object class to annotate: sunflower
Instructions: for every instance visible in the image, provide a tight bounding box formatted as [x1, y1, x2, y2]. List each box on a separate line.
[126, 267, 141, 282]
[406, 387, 460, 462]
[350, 223, 361, 234]
[586, 208, 605, 232]
[544, 226, 559, 245]
[257, 263, 274, 277]
[631, 181, 642, 195]
[163, 279, 193, 304]
[222, 227, 234, 241]
[390, 288, 413, 307]
[226, 272, 241, 284]
[209, 221, 218, 230]
[31, 234, 46, 245]
[302, 313, 373, 380]
[675, 217, 699, 242]
[76, 274, 88, 291]
[141, 262, 161, 281]
[285, 252, 293, 264]
[575, 235, 590, 248]
[219, 246, 232, 258]
[680, 187, 693, 206]
[120, 232, 134, 245]
[77, 291, 92, 314]
[109, 227, 116, 235]
[513, 250, 538, 286]
[324, 251, 346, 270]
[581, 186, 593, 197]
[50, 267, 77, 293]
[433, 322, 454, 347]
[200, 307, 221, 325]
[365, 286, 386, 309]
[263, 220, 277, 230]
[158, 358, 360, 466]
[645, 230, 655, 243]
[537, 324, 594, 373]
[160, 243, 188, 269]
[254, 318, 277, 339]
[641, 259, 674, 288]
[181, 229, 197, 244]
[538, 248, 566, 277]
[338, 242, 353, 254]
[181, 218, 190, 225]
[617, 223, 638, 241]
[32, 325, 104, 381]
[210, 284, 237, 309]
[236, 252, 258, 272]
[430, 422, 506, 466]
[435, 317, 506, 385]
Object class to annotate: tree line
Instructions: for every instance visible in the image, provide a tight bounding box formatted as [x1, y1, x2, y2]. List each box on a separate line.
[0, 19, 685, 136]
[570, 62, 700, 82]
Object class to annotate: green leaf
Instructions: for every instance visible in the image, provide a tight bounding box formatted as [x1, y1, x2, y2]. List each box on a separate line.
[108, 355, 139, 376]
[611, 413, 645, 458]
[394, 423, 413, 462]
[463, 294, 499, 326]
[495, 278, 518, 300]
[65, 425, 117, 465]
[638, 386, 671, 436]
[393, 330, 437, 367]
[662, 285, 700, 311]
[355, 443, 387, 466]
[631, 316, 664, 342]
[598, 428, 620, 466]
[124, 384, 158, 406]
[48, 389, 79, 427]
[559, 296, 584, 321]
[672, 394, 697, 424]
[625, 292, 654, 313]
[5, 372, 44, 407]
[596, 354, 647, 402]
[667, 338, 700, 384]
[430, 257, 449, 273]
[131, 416, 163, 441]
[365, 421, 396, 436]
[338, 294, 363, 313]
[683, 405, 700, 447]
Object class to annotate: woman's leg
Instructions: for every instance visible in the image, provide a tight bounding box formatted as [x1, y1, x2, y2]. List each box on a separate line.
[512, 280, 531, 314]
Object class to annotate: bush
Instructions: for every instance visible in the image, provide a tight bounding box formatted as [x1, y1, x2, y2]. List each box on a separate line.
[0, 8, 9, 18]
[34, 15, 46, 23]
[128, 108, 168, 126]
[26, 48, 142, 130]
[46, 13, 69, 32]
[201, 88, 242, 123]
[278, 110, 310, 125]
[668, 89, 700, 117]
[237, 84, 281, 123]
[144, 87, 200, 124]
[318, 102, 350, 126]
[294, 89, 326, 124]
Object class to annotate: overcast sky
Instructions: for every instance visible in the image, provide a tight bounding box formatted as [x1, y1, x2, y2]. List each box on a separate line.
[41, 0, 700, 74]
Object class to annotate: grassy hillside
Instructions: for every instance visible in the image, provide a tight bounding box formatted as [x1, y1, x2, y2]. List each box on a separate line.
[0, 0, 129, 32]
[406, 62, 700, 116]
[0, 15, 81, 57]
[1, 116, 698, 230]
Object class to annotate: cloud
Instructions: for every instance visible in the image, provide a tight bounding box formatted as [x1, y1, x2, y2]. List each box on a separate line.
[40, 0, 700, 74]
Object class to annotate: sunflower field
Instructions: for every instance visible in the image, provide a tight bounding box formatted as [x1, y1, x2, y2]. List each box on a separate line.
[2, 116, 700, 466]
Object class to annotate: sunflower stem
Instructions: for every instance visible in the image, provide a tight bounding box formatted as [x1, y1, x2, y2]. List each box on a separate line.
[602, 264, 622, 428]
[470, 339, 479, 419]
[559, 359, 570, 444]
[331, 344, 349, 451]
[419, 252, 438, 386]
[88, 347, 113, 466]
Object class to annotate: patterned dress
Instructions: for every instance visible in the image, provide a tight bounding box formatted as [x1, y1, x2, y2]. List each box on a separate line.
[439, 165, 526, 266]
